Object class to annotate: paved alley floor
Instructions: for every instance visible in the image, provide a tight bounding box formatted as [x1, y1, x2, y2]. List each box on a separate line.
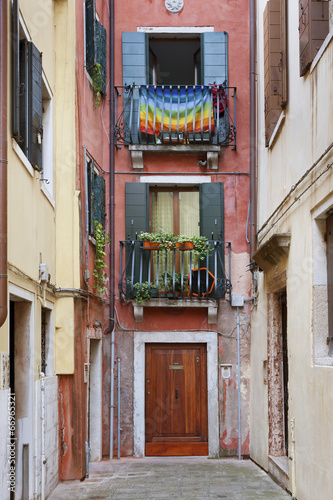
[48, 457, 291, 500]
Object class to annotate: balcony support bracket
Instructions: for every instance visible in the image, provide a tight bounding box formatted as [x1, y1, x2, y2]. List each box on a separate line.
[129, 145, 221, 171]
[131, 151, 144, 170]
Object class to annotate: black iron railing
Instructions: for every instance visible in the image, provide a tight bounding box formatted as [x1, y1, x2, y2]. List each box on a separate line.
[114, 84, 236, 149]
[118, 240, 232, 301]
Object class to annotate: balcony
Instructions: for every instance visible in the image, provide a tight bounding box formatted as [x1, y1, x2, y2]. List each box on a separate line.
[114, 84, 236, 169]
[118, 239, 232, 322]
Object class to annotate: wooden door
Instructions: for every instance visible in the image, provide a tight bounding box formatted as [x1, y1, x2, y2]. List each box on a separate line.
[145, 343, 208, 456]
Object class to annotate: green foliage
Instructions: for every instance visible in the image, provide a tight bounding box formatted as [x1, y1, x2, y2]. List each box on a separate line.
[93, 221, 111, 294]
[138, 231, 209, 259]
[133, 281, 156, 303]
[89, 63, 104, 107]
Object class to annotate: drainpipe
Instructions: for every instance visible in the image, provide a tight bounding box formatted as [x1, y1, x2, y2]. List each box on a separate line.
[249, 0, 257, 261]
[39, 372, 46, 500]
[109, 0, 116, 458]
[0, 0, 8, 328]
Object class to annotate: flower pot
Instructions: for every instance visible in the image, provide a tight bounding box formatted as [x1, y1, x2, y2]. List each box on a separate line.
[143, 241, 160, 250]
[183, 241, 194, 250]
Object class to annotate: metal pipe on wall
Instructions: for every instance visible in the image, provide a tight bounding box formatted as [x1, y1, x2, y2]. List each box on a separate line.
[0, 0, 8, 328]
[249, 0, 257, 261]
[109, 0, 116, 459]
[236, 307, 242, 461]
[117, 357, 121, 459]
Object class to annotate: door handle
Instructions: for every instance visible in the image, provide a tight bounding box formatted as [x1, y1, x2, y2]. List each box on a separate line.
[175, 388, 178, 399]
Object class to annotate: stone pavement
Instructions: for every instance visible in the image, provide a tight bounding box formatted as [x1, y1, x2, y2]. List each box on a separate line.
[48, 457, 291, 500]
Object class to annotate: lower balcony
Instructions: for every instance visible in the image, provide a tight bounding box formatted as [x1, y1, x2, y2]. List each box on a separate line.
[118, 239, 232, 322]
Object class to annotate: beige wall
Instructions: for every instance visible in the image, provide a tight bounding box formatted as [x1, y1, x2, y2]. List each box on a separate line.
[252, 0, 333, 498]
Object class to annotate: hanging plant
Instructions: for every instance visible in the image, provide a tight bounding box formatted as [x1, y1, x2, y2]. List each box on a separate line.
[93, 220, 110, 294]
[89, 63, 104, 107]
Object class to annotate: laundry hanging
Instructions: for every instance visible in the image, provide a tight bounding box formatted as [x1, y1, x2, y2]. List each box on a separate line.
[139, 86, 215, 136]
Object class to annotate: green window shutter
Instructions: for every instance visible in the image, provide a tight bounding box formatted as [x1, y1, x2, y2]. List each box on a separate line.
[201, 32, 228, 86]
[199, 182, 224, 241]
[88, 160, 94, 235]
[86, 0, 96, 70]
[125, 182, 149, 240]
[92, 174, 106, 231]
[122, 32, 149, 87]
[199, 183, 225, 297]
[19, 40, 29, 159]
[122, 32, 149, 143]
[125, 182, 149, 288]
[29, 43, 43, 170]
[12, 0, 19, 139]
[95, 21, 107, 95]
[19, 40, 43, 171]
[88, 159, 106, 234]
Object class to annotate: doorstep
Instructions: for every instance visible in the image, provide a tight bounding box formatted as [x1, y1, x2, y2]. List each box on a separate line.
[268, 455, 289, 491]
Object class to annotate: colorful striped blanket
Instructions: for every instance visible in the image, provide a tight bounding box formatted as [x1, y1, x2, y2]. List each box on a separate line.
[139, 86, 215, 136]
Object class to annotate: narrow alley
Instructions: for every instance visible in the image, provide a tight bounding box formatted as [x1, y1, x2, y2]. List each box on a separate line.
[48, 457, 290, 499]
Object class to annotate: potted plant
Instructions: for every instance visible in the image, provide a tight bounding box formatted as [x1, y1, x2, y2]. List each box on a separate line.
[138, 231, 177, 251]
[133, 281, 157, 303]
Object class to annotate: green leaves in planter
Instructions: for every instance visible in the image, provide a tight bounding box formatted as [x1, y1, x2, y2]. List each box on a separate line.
[93, 220, 111, 294]
[133, 281, 156, 303]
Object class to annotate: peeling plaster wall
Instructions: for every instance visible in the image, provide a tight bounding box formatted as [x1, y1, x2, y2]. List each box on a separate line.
[267, 293, 285, 456]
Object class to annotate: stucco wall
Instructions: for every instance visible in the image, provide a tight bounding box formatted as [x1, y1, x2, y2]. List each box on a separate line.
[252, 0, 333, 496]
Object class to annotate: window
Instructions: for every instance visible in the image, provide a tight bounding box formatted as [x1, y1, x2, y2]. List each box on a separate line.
[263, 0, 288, 147]
[123, 31, 228, 88]
[122, 31, 228, 145]
[12, 8, 50, 173]
[41, 76, 54, 195]
[125, 182, 226, 297]
[150, 188, 200, 237]
[299, 0, 329, 76]
[87, 157, 106, 235]
[85, 0, 107, 95]
[41, 307, 53, 376]
[312, 206, 333, 364]
[149, 39, 202, 85]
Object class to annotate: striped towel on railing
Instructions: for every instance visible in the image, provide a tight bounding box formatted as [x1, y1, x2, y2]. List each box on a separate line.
[139, 86, 215, 136]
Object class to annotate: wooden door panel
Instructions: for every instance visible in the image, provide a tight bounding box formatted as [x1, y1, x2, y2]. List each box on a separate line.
[145, 343, 208, 456]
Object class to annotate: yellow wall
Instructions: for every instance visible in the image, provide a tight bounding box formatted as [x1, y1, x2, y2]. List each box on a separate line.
[0, 0, 78, 374]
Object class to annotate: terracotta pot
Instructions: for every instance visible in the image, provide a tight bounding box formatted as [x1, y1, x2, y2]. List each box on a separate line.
[143, 241, 160, 249]
[183, 241, 194, 250]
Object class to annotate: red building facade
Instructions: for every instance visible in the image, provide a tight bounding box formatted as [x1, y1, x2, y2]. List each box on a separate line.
[58, 0, 110, 479]
[111, 0, 252, 458]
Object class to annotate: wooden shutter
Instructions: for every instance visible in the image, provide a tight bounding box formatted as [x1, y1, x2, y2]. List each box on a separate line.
[125, 183, 149, 287]
[19, 40, 43, 171]
[299, 0, 329, 76]
[92, 175, 106, 230]
[29, 43, 43, 170]
[95, 21, 107, 95]
[122, 32, 149, 143]
[201, 32, 228, 86]
[263, 0, 288, 147]
[199, 182, 224, 241]
[125, 182, 149, 240]
[12, 0, 19, 139]
[199, 183, 225, 297]
[86, 0, 96, 70]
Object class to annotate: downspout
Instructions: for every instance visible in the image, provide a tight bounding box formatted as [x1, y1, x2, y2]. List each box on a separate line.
[249, 0, 257, 262]
[109, 0, 115, 459]
[0, 0, 8, 328]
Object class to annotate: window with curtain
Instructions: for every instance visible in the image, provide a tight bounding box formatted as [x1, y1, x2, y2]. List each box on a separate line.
[150, 188, 200, 278]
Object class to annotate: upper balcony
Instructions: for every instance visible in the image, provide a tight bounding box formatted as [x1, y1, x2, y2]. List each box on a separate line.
[114, 84, 236, 169]
[115, 85, 236, 169]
